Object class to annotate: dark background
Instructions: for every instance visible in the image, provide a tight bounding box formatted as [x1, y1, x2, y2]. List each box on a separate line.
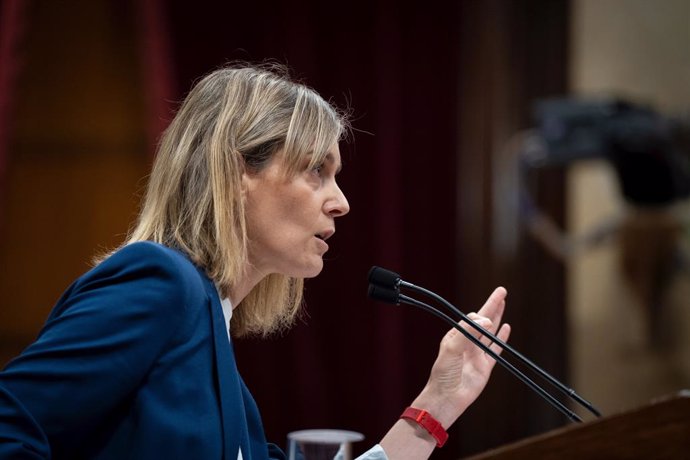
[0, 1, 570, 458]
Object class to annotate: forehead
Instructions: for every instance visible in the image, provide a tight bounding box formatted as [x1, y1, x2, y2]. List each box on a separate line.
[286, 143, 342, 172]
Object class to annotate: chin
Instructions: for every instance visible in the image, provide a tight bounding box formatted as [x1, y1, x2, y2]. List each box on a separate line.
[298, 259, 325, 279]
[277, 261, 324, 279]
[303, 266, 324, 279]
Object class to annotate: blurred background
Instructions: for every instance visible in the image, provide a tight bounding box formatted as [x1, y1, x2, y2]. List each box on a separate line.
[0, 0, 688, 458]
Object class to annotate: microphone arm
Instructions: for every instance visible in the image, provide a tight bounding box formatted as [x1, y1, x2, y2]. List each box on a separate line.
[369, 284, 583, 422]
[368, 266, 602, 420]
[397, 291, 583, 423]
[399, 279, 601, 418]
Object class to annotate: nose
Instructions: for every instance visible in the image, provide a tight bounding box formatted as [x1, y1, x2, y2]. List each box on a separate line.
[325, 181, 350, 218]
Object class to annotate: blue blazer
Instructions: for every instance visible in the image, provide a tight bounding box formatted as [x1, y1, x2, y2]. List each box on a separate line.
[0, 242, 284, 460]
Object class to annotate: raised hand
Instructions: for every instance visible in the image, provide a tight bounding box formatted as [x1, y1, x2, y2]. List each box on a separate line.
[411, 287, 511, 428]
[379, 287, 511, 460]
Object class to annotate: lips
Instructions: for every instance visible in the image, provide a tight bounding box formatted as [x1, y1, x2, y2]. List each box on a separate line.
[314, 229, 333, 253]
[313, 236, 329, 254]
[315, 229, 335, 241]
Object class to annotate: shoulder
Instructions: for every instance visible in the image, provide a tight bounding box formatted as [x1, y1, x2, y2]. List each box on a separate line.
[67, 241, 211, 318]
[40, 241, 216, 353]
[101, 241, 196, 273]
[96, 242, 202, 283]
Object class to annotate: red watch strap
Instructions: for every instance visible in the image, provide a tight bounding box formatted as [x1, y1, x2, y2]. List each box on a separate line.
[400, 407, 449, 448]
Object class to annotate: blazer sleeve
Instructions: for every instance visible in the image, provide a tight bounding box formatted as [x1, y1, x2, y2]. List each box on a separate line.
[0, 242, 197, 459]
[267, 443, 287, 460]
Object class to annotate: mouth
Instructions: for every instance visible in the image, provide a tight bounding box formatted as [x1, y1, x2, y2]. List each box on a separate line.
[314, 229, 334, 253]
[315, 229, 335, 241]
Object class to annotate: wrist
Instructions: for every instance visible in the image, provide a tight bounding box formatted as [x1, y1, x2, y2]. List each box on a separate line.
[410, 387, 463, 429]
[400, 407, 449, 448]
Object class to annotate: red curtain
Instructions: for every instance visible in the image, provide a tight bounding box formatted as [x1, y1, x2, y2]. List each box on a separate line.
[0, 0, 29, 232]
[164, 1, 462, 455]
[136, 0, 176, 160]
[0, 1, 570, 457]
[146, 1, 571, 458]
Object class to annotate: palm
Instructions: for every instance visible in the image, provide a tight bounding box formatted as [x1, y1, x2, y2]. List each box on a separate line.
[425, 287, 511, 416]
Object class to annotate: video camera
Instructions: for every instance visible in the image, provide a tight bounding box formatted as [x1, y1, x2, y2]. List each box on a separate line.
[531, 98, 690, 207]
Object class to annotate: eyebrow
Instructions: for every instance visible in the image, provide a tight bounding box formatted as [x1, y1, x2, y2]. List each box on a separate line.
[324, 152, 343, 174]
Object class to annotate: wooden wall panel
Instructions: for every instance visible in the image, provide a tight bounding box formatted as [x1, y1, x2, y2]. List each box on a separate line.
[0, 0, 148, 363]
[453, 0, 571, 454]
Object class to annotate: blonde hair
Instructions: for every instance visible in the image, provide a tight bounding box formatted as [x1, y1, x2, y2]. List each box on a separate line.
[125, 63, 349, 337]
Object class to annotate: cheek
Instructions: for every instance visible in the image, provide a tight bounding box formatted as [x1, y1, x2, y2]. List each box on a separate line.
[245, 181, 321, 246]
[247, 199, 304, 249]
[275, 190, 319, 228]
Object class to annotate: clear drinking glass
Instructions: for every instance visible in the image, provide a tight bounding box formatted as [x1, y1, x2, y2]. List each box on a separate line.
[287, 429, 364, 460]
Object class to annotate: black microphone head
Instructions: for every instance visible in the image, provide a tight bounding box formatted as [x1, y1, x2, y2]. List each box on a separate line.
[368, 266, 401, 288]
[367, 284, 400, 305]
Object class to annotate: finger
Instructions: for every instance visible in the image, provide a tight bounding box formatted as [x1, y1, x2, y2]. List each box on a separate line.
[477, 287, 506, 319]
[444, 315, 492, 354]
[464, 312, 494, 349]
[464, 313, 492, 337]
[459, 314, 495, 355]
[476, 287, 507, 324]
[481, 323, 511, 372]
[488, 323, 511, 357]
[465, 312, 508, 356]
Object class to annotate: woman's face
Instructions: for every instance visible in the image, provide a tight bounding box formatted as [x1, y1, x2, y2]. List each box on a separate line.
[242, 144, 349, 278]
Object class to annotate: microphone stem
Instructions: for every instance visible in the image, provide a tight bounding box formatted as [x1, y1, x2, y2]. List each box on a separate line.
[400, 281, 601, 418]
[399, 293, 583, 423]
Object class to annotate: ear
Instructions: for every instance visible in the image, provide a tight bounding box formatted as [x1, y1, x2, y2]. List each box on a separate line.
[241, 169, 260, 196]
[241, 172, 251, 197]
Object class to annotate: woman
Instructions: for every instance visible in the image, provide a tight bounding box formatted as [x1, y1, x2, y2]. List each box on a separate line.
[0, 63, 510, 459]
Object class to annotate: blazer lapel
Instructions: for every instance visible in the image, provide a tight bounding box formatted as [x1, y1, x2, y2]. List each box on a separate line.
[202, 274, 248, 460]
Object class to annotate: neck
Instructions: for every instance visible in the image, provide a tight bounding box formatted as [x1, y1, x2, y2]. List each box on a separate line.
[227, 264, 267, 307]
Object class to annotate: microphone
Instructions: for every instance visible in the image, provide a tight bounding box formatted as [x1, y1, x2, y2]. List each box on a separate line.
[367, 266, 601, 422]
[367, 284, 400, 305]
[369, 266, 402, 289]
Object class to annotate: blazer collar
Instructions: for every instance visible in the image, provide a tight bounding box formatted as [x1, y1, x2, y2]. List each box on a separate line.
[200, 271, 249, 460]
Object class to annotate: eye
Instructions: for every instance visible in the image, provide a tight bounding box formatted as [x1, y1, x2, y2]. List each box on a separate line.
[311, 162, 325, 176]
